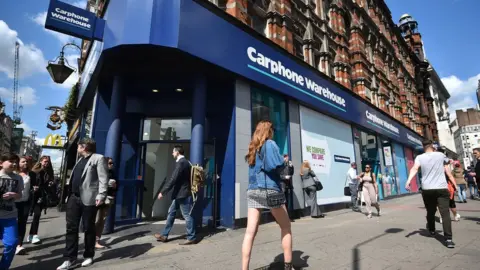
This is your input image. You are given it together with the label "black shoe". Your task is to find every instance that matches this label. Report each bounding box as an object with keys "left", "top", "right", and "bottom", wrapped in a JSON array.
[
  {"left": 284, "top": 262, "right": 293, "bottom": 270},
  {"left": 445, "top": 239, "right": 455, "bottom": 248},
  {"left": 313, "top": 214, "right": 325, "bottom": 218},
  {"left": 426, "top": 223, "right": 435, "bottom": 236},
  {"left": 464, "top": 200, "right": 467, "bottom": 203}
]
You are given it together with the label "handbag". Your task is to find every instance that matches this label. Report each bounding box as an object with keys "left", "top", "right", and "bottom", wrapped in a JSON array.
[
  {"left": 344, "top": 176, "right": 351, "bottom": 196},
  {"left": 259, "top": 145, "right": 285, "bottom": 207},
  {"left": 313, "top": 176, "right": 323, "bottom": 191}
]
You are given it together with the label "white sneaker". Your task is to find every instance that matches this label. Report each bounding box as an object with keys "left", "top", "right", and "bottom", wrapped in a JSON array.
[
  {"left": 57, "top": 260, "right": 75, "bottom": 270},
  {"left": 31, "top": 235, "right": 41, "bottom": 244},
  {"left": 81, "top": 258, "right": 94, "bottom": 267},
  {"left": 15, "top": 246, "right": 26, "bottom": 255},
  {"left": 455, "top": 213, "right": 461, "bottom": 221},
  {"left": 26, "top": 235, "right": 32, "bottom": 243}
]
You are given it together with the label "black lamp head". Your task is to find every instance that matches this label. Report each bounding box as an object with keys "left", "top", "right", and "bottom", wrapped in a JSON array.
[{"left": 46, "top": 54, "right": 75, "bottom": 84}]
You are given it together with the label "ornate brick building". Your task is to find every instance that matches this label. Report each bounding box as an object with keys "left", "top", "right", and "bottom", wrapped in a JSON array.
[{"left": 213, "top": 0, "right": 437, "bottom": 139}]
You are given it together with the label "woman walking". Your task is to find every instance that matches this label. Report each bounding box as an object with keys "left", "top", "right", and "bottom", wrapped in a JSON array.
[
  {"left": 28, "top": 156, "right": 53, "bottom": 244},
  {"left": 242, "top": 120, "right": 292, "bottom": 270},
  {"left": 15, "top": 157, "right": 34, "bottom": 255},
  {"left": 95, "top": 157, "right": 118, "bottom": 249},
  {"left": 359, "top": 164, "right": 380, "bottom": 219},
  {"left": 300, "top": 161, "right": 324, "bottom": 218},
  {"left": 0, "top": 153, "right": 23, "bottom": 269},
  {"left": 452, "top": 162, "right": 467, "bottom": 203},
  {"left": 439, "top": 172, "right": 461, "bottom": 223}
]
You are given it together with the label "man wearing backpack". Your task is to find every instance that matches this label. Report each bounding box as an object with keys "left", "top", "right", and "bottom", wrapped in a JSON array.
[{"left": 154, "top": 145, "right": 197, "bottom": 245}]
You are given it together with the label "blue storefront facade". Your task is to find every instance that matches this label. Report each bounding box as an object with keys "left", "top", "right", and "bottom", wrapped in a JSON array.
[{"left": 70, "top": 0, "right": 424, "bottom": 229}]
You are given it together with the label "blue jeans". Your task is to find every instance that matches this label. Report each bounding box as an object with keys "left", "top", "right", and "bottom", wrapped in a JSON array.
[
  {"left": 468, "top": 183, "right": 478, "bottom": 198},
  {"left": 161, "top": 197, "right": 196, "bottom": 241},
  {"left": 457, "top": 184, "right": 467, "bottom": 201},
  {"left": 0, "top": 218, "right": 18, "bottom": 269}
]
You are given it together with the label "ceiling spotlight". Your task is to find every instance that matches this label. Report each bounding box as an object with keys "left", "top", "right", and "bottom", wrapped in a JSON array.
[
  {"left": 152, "top": 89, "right": 159, "bottom": 93},
  {"left": 175, "top": 88, "right": 183, "bottom": 92},
  {"left": 143, "top": 132, "right": 149, "bottom": 136}
]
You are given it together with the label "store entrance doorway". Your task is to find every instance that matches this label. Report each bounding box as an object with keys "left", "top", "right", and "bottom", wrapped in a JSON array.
[{"left": 140, "top": 143, "right": 217, "bottom": 224}]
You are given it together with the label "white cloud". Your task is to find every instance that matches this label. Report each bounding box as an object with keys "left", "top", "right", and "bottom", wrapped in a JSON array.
[
  {"left": 0, "top": 20, "right": 47, "bottom": 78},
  {"left": 31, "top": 12, "right": 77, "bottom": 44},
  {"left": 0, "top": 86, "right": 39, "bottom": 106},
  {"left": 70, "top": 0, "right": 88, "bottom": 8},
  {"left": 16, "top": 122, "right": 32, "bottom": 133},
  {"left": 442, "top": 73, "right": 480, "bottom": 120},
  {"left": 35, "top": 137, "right": 45, "bottom": 146}
]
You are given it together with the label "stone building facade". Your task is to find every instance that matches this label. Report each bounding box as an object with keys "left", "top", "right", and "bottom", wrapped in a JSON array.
[{"left": 212, "top": 0, "right": 437, "bottom": 139}]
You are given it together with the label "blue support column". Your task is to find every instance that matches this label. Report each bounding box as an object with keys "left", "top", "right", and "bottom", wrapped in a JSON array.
[
  {"left": 190, "top": 75, "right": 206, "bottom": 228},
  {"left": 103, "top": 76, "right": 126, "bottom": 235}
]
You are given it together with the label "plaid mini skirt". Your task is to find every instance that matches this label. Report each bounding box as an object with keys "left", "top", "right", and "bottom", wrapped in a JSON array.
[{"left": 247, "top": 189, "right": 286, "bottom": 209}]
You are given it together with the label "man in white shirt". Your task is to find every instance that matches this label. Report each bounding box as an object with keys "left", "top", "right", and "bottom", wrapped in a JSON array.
[
  {"left": 406, "top": 140, "right": 456, "bottom": 249},
  {"left": 346, "top": 162, "right": 360, "bottom": 211}
]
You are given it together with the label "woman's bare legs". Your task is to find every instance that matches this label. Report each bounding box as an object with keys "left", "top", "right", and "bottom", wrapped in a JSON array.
[
  {"left": 242, "top": 208, "right": 261, "bottom": 270},
  {"left": 271, "top": 205, "right": 293, "bottom": 264}
]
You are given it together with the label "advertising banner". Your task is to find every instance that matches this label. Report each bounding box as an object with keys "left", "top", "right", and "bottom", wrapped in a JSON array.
[
  {"left": 383, "top": 146, "right": 393, "bottom": 166},
  {"left": 302, "top": 139, "right": 330, "bottom": 174},
  {"left": 300, "top": 106, "right": 354, "bottom": 205}
]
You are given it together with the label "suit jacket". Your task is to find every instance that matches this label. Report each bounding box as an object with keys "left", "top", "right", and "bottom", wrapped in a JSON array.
[
  {"left": 161, "top": 157, "right": 191, "bottom": 200},
  {"left": 67, "top": 153, "right": 108, "bottom": 206}
]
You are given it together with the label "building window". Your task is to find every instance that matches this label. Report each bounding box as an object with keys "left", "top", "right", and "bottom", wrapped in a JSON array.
[
  {"left": 293, "top": 38, "right": 304, "bottom": 60},
  {"left": 250, "top": 13, "right": 267, "bottom": 37},
  {"left": 142, "top": 118, "right": 192, "bottom": 141},
  {"left": 251, "top": 87, "right": 289, "bottom": 155}
]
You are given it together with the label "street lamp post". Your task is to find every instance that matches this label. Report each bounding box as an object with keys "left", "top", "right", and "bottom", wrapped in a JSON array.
[{"left": 46, "top": 43, "right": 81, "bottom": 84}]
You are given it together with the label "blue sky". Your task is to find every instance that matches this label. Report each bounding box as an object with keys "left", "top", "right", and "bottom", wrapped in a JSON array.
[
  {"left": 385, "top": 0, "right": 480, "bottom": 117},
  {"left": 0, "top": 0, "right": 478, "bottom": 167},
  {"left": 0, "top": 0, "right": 85, "bottom": 167}
]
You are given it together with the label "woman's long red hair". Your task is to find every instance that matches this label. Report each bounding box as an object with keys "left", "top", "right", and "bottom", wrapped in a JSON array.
[{"left": 245, "top": 120, "right": 274, "bottom": 166}]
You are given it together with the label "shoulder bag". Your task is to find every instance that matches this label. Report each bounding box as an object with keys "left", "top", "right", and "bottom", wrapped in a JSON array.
[
  {"left": 344, "top": 175, "right": 351, "bottom": 196},
  {"left": 310, "top": 171, "right": 323, "bottom": 191}
]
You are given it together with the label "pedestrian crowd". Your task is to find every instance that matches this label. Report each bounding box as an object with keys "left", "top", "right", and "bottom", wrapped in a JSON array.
[{"left": 1, "top": 125, "right": 479, "bottom": 270}]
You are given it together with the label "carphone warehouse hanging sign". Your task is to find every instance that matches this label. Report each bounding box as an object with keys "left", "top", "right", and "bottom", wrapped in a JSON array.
[{"left": 45, "top": 0, "right": 105, "bottom": 41}]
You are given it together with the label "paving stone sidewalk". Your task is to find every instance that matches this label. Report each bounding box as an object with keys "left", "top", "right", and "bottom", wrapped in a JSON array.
[{"left": 10, "top": 194, "right": 480, "bottom": 270}]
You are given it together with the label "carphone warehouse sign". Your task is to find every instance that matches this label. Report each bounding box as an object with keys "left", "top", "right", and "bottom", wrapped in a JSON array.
[
  {"left": 155, "top": 0, "right": 425, "bottom": 149},
  {"left": 247, "top": 47, "right": 347, "bottom": 112},
  {"left": 45, "top": 0, "right": 105, "bottom": 41}
]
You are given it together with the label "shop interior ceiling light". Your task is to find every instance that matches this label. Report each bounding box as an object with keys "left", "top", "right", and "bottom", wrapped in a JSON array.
[
  {"left": 152, "top": 89, "right": 159, "bottom": 92},
  {"left": 175, "top": 88, "right": 183, "bottom": 92}
]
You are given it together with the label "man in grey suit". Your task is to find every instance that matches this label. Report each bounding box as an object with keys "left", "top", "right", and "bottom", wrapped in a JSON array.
[{"left": 57, "top": 138, "right": 108, "bottom": 270}]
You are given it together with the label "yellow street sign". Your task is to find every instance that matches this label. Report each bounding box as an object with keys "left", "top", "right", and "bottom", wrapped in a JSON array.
[{"left": 44, "top": 134, "right": 63, "bottom": 147}]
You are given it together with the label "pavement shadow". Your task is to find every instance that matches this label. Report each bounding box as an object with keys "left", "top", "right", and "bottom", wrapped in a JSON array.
[
  {"left": 254, "top": 250, "right": 309, "bottom": 270},
  {"left": 196, "top": 227, "right": 227, "bottom": 243},
  {"left": 24, "top": 239, "right": 65, "bottom": 253},
  {"left": 462, "top": 216, "right": 480, "bottom": 223},
  {"left": 95, "top": 243, "right": 154, "bottom": 264},
  {"left": 113, "top": 223, "right": 147, "bottom": 234},
  {"left": 352, "top": 228, "right": 404, "bottom": 270},
  {"left": 11, "top": 256, "right": 66, "bottom": 270},
  {"left": 405, "top": 228, "right": 445, "bottom": 246},
  {"left": 108, "top": 231, "right": 150, "bottom": 246}
]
